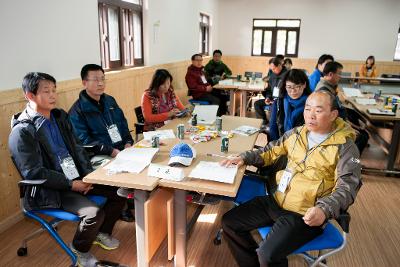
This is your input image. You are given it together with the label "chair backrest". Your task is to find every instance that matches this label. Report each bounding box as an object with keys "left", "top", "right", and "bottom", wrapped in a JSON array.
[
  {"left": 135, "top": 106, "right": 145, "bottom": 124},
  {"left": 341, "top": 72, "right": 351, "bottom": 77},
  {"left": 254, "top": 72, "right": 263, "bottom": 79}
]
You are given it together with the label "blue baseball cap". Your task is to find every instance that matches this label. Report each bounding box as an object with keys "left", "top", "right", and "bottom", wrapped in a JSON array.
[{"left": 168, "top": 143, "right": 196, "bottom": 167}]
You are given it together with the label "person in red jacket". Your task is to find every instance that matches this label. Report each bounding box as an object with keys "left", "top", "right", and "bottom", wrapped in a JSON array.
[
  {"left": 141, "top": 69, "right": 186, "bottom": 131},
  {"left": 185, "top": 54, "right": 227, "bottom": 116}
]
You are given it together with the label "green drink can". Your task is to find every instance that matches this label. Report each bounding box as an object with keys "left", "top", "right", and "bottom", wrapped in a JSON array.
[
  {"left": 221, "top": 137, "right": 229, "bottom": 153},
  {"left": 383, "top": 96, "right": 389, "bottom": 106}
]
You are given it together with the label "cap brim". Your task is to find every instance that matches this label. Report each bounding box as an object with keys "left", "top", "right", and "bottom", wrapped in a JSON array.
[{"left": 168, "top": 156, "right": 193, "bottom": 167}]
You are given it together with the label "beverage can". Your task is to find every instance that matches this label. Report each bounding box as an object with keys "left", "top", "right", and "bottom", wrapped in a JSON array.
[
  {"left": 383, "top": 96, "right": 389, "bottom": 106},
  {"left": 151, "top": 136, "right": 160, "bottom": 148},
  {"left": 191, "top": 114, "right": 197, "bottom": 126},
  {"left": 177, "top": 124, "right": 185, "bottom": 139},
  {"left": 221, "top": 137, "right": 229, "bottom": 153},
  {"left": 392, "top": 103, "right": 398, "bottom": 113},
  {"left": 216, "top": 117, "right": 222, "bottom": 131}
]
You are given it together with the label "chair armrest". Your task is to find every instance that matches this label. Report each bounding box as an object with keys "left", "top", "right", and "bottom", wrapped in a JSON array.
[
  {"left": 18, "top": 179, "right": 46, "bottom": 186},
  {"left": 335, "top": 210, "right": 351, "bottom": 233}
]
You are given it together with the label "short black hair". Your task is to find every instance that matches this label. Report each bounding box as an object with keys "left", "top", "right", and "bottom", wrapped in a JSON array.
[
  {"left": 22, "top": 72, "right": 56, "bottom": 95},
  {"left": 279, "top": 69, "right": 311, "bottom": 98},
  {"left": 213, "top": 49, "right": 222, "bottom": 56},
  {"left": 315, "top": 54, "right": 334, "bottom": 68},
  {"left": 80, "top": 64, "right": 104, "bottom": 80},
  {"left": 148, "top": 69, "right": 173, "bottom": 96},
  {"left": 276, "top": 54, "right": 284, "bottom": 61},
  {"left": 284, "top": 58, "right": 293, "bottom": 65},
  {"left": 269, "top": 57, "right": 282, "bottom": 67},
  {"left": 322, "top": 61, "right": 343, "bottom": 76},
  {"left": 191, "top": 54, "right": 202, "bottom": 60}
]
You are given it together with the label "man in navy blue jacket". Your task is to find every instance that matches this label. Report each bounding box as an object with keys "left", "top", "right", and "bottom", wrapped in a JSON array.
[{"left": 69, "top": 64, "right": 135, "bottom": 221}]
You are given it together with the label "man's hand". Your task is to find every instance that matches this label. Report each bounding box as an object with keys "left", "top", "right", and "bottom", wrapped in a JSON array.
[
  {"left": 111, "top": 148, "right": 120, "bottom": 158},
  {"left": 264, "top": 98, "right": 272, "bottom": 105},
  {"left": 71, "top": 180, "right": 93, "bottom": 195},
  {"left": 206, "top": 85, "right": 213, "bottom": 92},
  {"left": 220, "top": 156, "right": 244, "bottom": 167},
  {"left": 124, "top": 143, "right": 132, "bottom": 149},
  {"left": 303, "top": 207, "right": 326, "bottom": 227}
]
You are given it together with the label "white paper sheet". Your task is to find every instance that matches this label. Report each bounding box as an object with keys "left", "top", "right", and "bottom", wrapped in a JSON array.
[
  {"left": 148, "top": 163, "right": 185, "bottom": 181},
  {"left": 231, "top": 125, "right": 259, "bottom": 136},
  {"left": 355, "top": 98, "right": 376, "bottom": 105},
  {"left": 104, "top": 147, "right": 159, "bottom": 174},
  {"left": 342, "top": 88, "right": 363, "bottom": 98},
  {"left": 191, "top": 105, "right": 219, "bottom": 125},
  {"left": 218, "top": 79, "right": 234, "bottom": 86},
  {"left": 143, "top": 129, "right": 176, "bottom": 140},
  {"left": 188, "top": 161, "right": 238, "bottom": 184}
]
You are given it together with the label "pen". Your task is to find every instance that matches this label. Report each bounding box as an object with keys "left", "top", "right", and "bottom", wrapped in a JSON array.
[{"left": 207, "top": 153, "right": 231, "bottom": 158}]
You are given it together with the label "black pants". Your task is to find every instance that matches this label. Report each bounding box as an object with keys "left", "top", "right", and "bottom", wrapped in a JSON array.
[
  {"left": 194, "top": 91, "right": 228, "bottom": 116},
  {"left": 254, "top": 99, "right": 268, "bottom": 124},
  {"left": 61, "top": 184, "right": 125, "bottom": 252},
  {"left": 222, "top": 195, "right": 323, "bottom": 267}
]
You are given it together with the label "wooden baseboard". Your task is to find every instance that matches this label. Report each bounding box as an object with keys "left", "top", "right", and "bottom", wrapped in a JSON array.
[{"left": 0, "top": 211, "right": 23, "bottom": 234}]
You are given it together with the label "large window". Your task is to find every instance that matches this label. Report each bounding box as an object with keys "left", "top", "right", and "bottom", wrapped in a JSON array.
[
  {"left": 252, "top": 19, "right": 301, "bottom": 57},
  {"left": 98, "top": 0, "right": 143, "bottom": 70},
  {"left": 199, "top": 13, "right": 210, "bottom": 55},
  {"left": 395, "top": 26, "right": 400, "bottom": 61}
]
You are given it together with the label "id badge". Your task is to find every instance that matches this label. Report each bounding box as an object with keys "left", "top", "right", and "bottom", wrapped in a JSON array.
[
  {"left": 272, "top": 86, "right": 280, "bottom": 98},
  {"left": 60, "top": 156, "right": 80, "bottom": 180},
  {"left": 277, "top": 169, "right": 293, "bottom": 193},
  {"left": 107, "top": 124, "right": 122, "bottom": 143},
  {"left": 201, "top": 75, "right": 207, "bottom": 84}
]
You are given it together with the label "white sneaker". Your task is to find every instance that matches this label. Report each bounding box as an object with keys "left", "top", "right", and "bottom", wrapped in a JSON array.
[
  {"left": 93, "top": 232, "right": 120, "bottom": 250},
  {"left": 70, "top": 244, "right": 98, "bottom": 267}
]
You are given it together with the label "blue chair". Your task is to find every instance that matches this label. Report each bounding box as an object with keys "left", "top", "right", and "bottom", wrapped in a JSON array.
[
  {"left": 188, "top": 99, "right": 210, "bottom": 106},
  {"left": 16, "top": 179, "right": 106, "bottom": 267},
  {"left": 216, "top": 174, "right": 350, "bottom": 267}
]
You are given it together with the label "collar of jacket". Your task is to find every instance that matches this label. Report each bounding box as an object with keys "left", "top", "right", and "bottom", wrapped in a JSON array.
[
  {"left": 14, "top": 104, "right": 62, "bottom": 132},
  {"left": 188, "top": 64, "right": 204, "bottom": 72},
  {"left": 78, "top": 90, "right": 108, "bottom": 113},
  {"left": 297, "top": 117, "right": 355, "bottom": 146}
]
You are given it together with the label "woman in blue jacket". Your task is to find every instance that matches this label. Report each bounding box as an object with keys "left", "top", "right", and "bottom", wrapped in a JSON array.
[{"left": 269, "top": 69, "right": 312, "bottom": 141}]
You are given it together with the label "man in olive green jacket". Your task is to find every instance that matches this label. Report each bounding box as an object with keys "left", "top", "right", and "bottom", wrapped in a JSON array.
[{"left": 221, "top": 90, "right": 362, "bottom": 267}]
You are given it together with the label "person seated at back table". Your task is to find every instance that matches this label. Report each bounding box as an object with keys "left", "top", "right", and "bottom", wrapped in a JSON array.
[
  {"left": 9, "top": 72, "right": 125, "bottom": 267},
  {"left": 220, "top": 90, "right": 362, "bottom": 267},
  {"left": 359, "top": 55, "right": 378, "bottom": 83},
  {"left": 204, "top": 49, "right": 232, "bottom": 85},
  {"left": 283, "top": 58, "right": 293, "bottom": 71},
  {"left": 141, "top": 69, "right": 187, "bottom": 131},
  {"left": 308, "top": 54, "right": 334, "bottom": 91},
  {"left": 254, "top": 57, "right": 287, "bottom": 127},
  {"left": 68, "top": 63, "right": 135, "bottom": 222},
  {"left": 185, "top": 53, "right": 227, "bottom": 116},
  {"left": 269, "top": 69, "right": 311, "bottom": 141},
  {"left": 315, "top": 61, "right": 370, "bottom": 154}
]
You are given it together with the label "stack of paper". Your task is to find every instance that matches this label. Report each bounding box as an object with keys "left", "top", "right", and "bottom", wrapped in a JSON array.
[
  {"left": 367, "top": 109, "right": 395, "bottom": 116},
  {"left": 231, "top": 125, "right": 259, "bottom": 136},
  {"left": 342, "top": 88, "right": 363, "bottom": 98},
  {"left": 218, "top": 79, "right": 234, "bottom": 86},
  {"left": 104, "top": 147, "right": 159, "bottom": 174},
  {"left": 143, "top": 129, "right": 175, "bottom": 140},
  {"left": 189, "top": 161, "right": 238, "bottom": 184},
  {"left": 355, "top": 98, "right": 376, "bottom": 105}
]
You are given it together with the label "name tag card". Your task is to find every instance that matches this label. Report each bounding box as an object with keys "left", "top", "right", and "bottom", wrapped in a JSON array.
[
  {"left": 272, "top": 86, "right": 280, "bottom": 98},
  {"left": 60, "top": 156, "right": 80, "bottom": 180},
  {"left": 148, "top": 163, "right": 185, "bottom": 181},
  {"left": 107, "top": 124, "right": 122, "bottom": 143},
  {"left": 201, "top": 75, "right": 207, "bottom": 84}
]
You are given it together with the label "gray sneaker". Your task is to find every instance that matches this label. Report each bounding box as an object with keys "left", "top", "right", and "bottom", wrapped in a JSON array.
[
  {"left": 117, "top": 187, "right": 135, "bottom": 199},
  {"left": 93, "top": 232, "right": 120, "bottom": 250},
  {"left": 70, "top": 244, "right": 98, "bottom": 267}
]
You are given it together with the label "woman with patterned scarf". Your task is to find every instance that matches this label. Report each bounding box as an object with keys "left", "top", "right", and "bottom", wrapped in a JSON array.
[
  {"left": 268, "top": 69, "right": 312, "bottom": 141},
  {"left": 141, "top": 69, "right": 186, "bottom": 131}
]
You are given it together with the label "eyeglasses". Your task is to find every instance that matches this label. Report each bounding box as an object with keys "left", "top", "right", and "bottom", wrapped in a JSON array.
[
  {"left": 86, "top": 77, "right": 107, "bottom": 83},
  {"left": 285, "top": 84, "right": 304, "bottom": 91}
]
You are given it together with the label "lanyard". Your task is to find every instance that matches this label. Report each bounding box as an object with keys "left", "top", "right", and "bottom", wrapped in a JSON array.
[{"left": 290, "top": 126, "right": 338, "bottom": 167}]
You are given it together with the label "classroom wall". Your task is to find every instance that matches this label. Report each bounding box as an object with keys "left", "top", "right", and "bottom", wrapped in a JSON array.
[
  {"left": 0, "top": 0, "right": 219, "bottom": 91},
  {"left": 217, "top": 0, "right": 400, "bottom": 61}
]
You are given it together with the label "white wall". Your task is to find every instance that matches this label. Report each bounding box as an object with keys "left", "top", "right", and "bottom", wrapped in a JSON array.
[
  {"left": 0, "top": 0, "right": 100, "bottom": 91},
  {"left": 0, "top": 0, "right": 219, "bottom": 91},
  {"left": 143, "top": 0, "right": 219, "bottom": 66},
  {"left": 217, "top": 0, "right": 400, "bottom": 61}
]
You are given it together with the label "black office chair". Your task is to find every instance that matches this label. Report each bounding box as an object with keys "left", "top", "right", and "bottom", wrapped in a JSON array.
[{"left": 134, "top": 106, "right": 145, "bottom": 141}]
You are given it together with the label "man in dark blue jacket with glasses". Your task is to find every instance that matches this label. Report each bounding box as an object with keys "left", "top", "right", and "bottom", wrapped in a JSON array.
[{"left": 69, "top": 64, "right": 135, "bottom": 221}]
